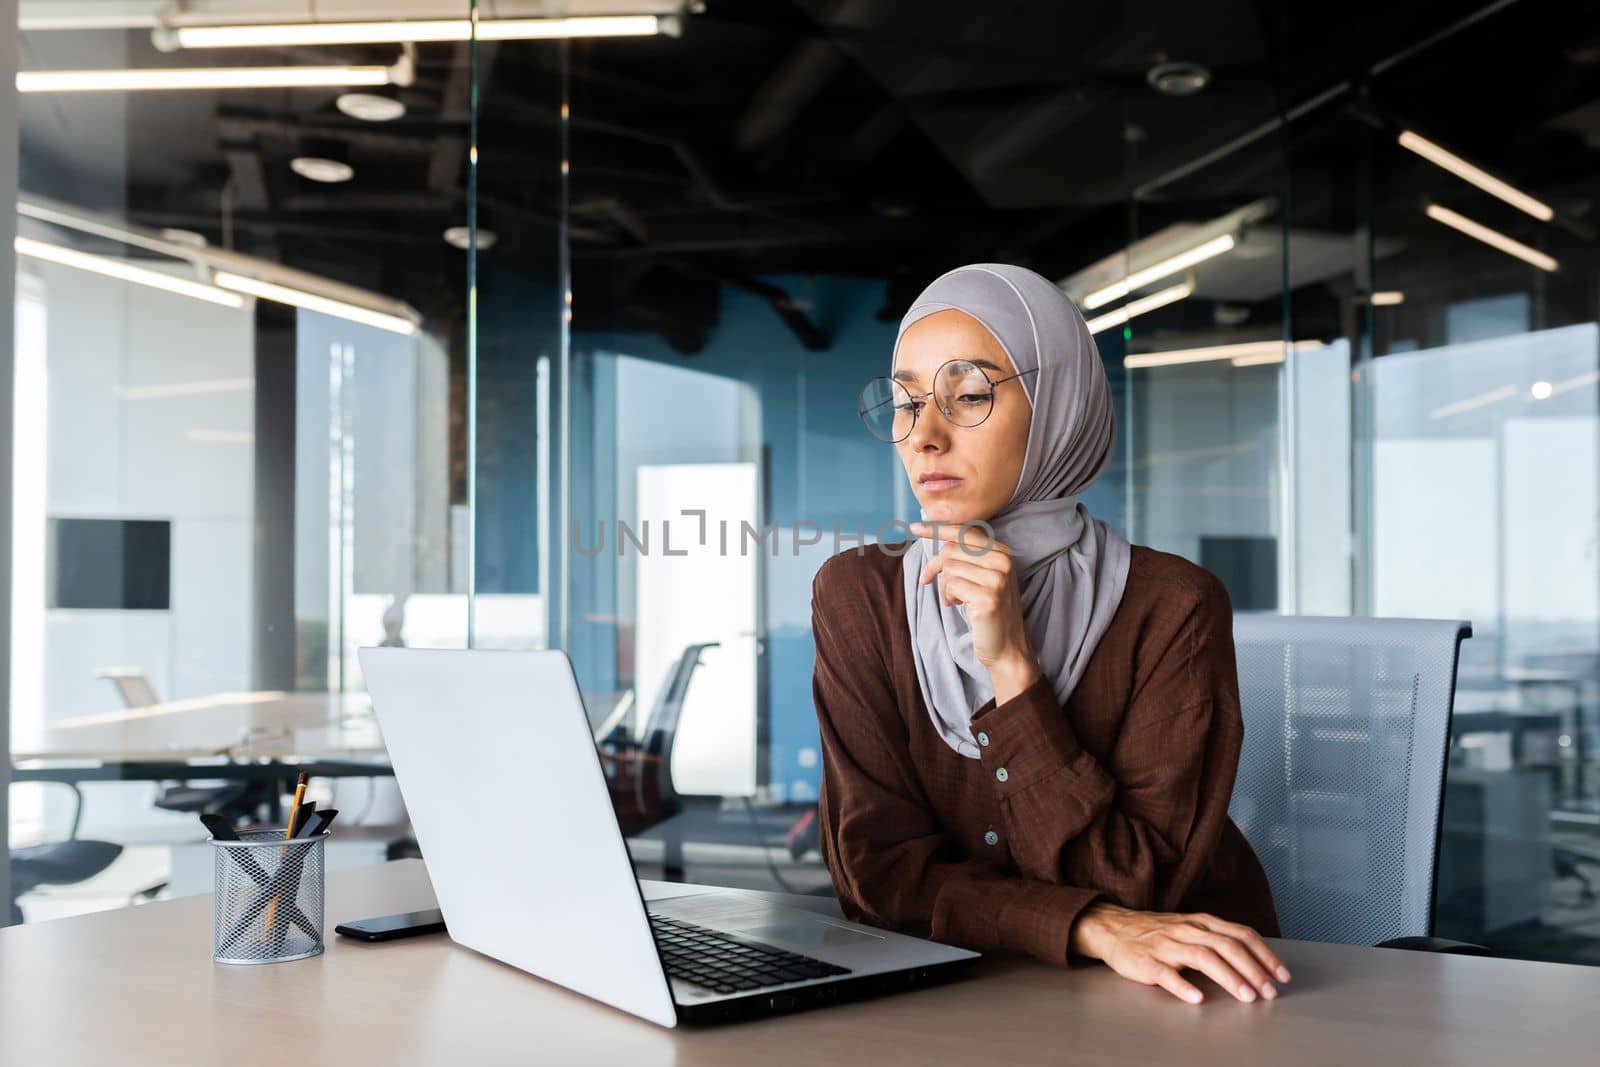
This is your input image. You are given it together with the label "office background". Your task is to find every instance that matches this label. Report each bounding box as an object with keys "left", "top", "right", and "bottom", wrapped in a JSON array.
[{"left": 5, "top": 0, "right": 1600, "bottom": 968}]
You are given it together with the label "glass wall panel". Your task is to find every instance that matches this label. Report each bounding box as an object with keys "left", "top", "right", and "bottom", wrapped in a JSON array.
[
  {"left": 1355, "top": 2, "right": 1600, "bottom": 962},
  {"left": 468, "top": 7, "right": 568, "bottom": 653},
  {"left": 9, "top": 7, "right": 476, "bottom": 922},
  {"left": 1104, "top": 71, "right": 1303, "bottom": 614},
  {"left": 560, "top": 9, "right": 955, "bottom": 891}
]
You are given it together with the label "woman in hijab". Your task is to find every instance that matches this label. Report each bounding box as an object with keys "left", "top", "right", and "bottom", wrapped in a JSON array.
[{"left": 811, "top": 263, "right": 1284, "bottom": 1005}]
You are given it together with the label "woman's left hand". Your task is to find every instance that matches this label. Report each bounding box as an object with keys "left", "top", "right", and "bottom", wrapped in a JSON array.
[{"left": 909, "top": 521, "right": 1041, "bottom": 701}]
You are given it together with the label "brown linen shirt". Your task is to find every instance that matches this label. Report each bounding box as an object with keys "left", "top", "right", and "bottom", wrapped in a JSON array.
[{"left": 810, "top": 540, "right": 1280, "bottom": 968}]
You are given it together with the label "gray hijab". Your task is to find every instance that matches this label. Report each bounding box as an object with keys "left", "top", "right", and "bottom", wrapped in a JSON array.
[{"left": 894, "top": 263, "right": 1131, "bottom": 759}]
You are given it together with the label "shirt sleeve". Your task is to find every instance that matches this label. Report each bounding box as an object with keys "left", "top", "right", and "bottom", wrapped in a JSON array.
[
  {"left": 811, "top": 564, "right": 1103, "bottom": 967},
  {"left": 968, "top": 571, "right": 1245, "bottom": 915}
]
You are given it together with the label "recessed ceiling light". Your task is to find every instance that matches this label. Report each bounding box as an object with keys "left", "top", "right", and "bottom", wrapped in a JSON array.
[
  {"left": 290, "top": 157, "right": 354, "bottom": 183},
  {"left": 1147, "top": 60, "right": 1211, "bottom": 97},
  {"left": 337, "top": 92, "right": 405, "bottom": 122},
  {"left": 444, "top": 226, "right": 497, "bottom": 251}
]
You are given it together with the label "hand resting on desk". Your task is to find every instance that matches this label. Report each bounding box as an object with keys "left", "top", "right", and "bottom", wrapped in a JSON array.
[{"left": 1070, "top": 902, "right": 1291, "bottom": 1005}]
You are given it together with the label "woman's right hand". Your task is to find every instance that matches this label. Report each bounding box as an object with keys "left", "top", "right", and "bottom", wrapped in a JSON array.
[{"left": 1069, "top": 901, "right": 1291, "bottom": 1004}]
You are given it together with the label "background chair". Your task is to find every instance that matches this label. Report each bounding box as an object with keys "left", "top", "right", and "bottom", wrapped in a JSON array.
[
  {"left": 1228, "top": 614, "right": 1483, "bottom": 952},
  {"left": 599, "top": 641, "right": 719, "bottom": 878},
  {"left": 7, "top": 782, "right": 124, "bottom": 924}
]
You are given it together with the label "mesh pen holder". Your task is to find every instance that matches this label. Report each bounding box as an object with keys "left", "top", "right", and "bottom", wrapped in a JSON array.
[{"left": 210, "top": 830, "right": 328, "bottom": 964}]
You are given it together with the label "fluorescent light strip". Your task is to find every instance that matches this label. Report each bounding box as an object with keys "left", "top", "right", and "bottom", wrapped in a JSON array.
[
  {"left": 214, "top": 272, "right": 417, "bottom": 335},
  {"left": 18, "top": 65, "right": 391, "bottom": 92},
  {"left": 1124, "top": 339, "right": 1321, "bottom": 370},
  {"left": 118, "top": 377, "right": 254, "bottom": 400},
  {"left": 15, "top": 236, "right": 245, "bottom": 308},
  {"left": 185, "top": 429, "right": 255, "bottom": 445},
  {"left": 1424, "top": 204, "right": 1558, "bottom": 272},
  {"left": 1371, "top": 290, "right": 1405, "bottom": 306},
  {"left": 1429, "top": 384, "right": 1518, "bottom": 421},
  {"left": 1229, "top": 350, "right": 1289, "bottom": 368},
  {"left": 20, "top": 13, "right": 161, "bottom": 30},
  {"left": 1082, "top": 234, "right": 1234, "bottom": 310},
  {"left": 1399, "top": 130, "right": 1553, "bottom": 222},
  {"left": 1084, "top": 282, "right": 1193, "bottom": 336},
  {"left": 174, "top": 15, "right": 662, "bottom": 48},
  {"left": 1549, "top": 370, "right": 1600, "bottom": 397}
]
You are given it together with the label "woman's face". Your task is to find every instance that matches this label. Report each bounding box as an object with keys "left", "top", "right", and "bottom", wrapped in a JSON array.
[{"left": 892, "top": 309, "right": 1031, "bottom": 526}]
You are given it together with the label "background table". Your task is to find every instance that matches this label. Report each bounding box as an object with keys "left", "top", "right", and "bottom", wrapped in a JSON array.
[
  {"left": 10, "top": 691, "right": 392, "bottom": 801},
  {"left": 3, "top": 859, "right": 1598, "bottom": 1065},
  {"left": 11, "top": 691, "right": 385, "bottom": 763}
]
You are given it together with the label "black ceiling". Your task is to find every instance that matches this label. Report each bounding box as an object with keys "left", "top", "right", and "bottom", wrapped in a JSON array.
[{"left": 17, "top": 0, "right": 1600, "bottom": 350}]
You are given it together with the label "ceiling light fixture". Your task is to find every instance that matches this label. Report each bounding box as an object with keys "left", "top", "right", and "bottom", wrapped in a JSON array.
[
  {"left": 1146, "top": 60, "right": 1211, "bottom": 97},
  {"left": 21, "top": 194, "right": 422, "bottom": 334},
  {"left": 1123, "top": 339, "right": 1323, "bottom": 370},
  {"left": 290, "top": 157, "right": 355, "bottom": 183},
  {"left": 18, "top": 65, "right": 393, "bottom": 92},
  {"left": 1370, "top": 290, "right": 1405, "bottom": 306},
  {"left": 1084, "top": 281, "right": 1193, "bottom": 336},
  {"left": 336, "top": 92, "right": 406, "bottom": 122},
  {"left": 166, "top": 14, "right": 670, "bottom": 49},
  {"left": 1399, "top": 130, "right": 1554, "bottom": 222},
  {"left": 14, "top": 236, "right": 245, "bottom": 308},
  {"left": 1081, "top": 234, "right": 1234, "bottom": 310},
  {"left": 1424, "top": 203, "right": 1558, "bottom": 272},
  {"left": 214, "top": 272, "right": 418, "bottom": 335},
  {"left": 444, "top": 226, "right": 497, "bottom": 251}
]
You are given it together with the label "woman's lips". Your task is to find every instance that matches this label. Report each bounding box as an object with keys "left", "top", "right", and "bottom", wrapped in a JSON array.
[{"left": 919, "top": 477, "right": 964, "bottom": 492}]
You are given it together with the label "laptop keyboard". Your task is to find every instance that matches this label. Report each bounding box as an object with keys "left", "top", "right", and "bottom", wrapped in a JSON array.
[{"left": 649, "top": 913, "right": 852, "bottom": 995}]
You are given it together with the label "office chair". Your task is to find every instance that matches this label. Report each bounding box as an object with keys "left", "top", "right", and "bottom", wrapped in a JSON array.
[
  {"left": 596, "top": 642, "right": 718, "bottom": 877},
  {"left": 1228, "top": 614, "right": 1485, "bottom": 953},
  {"left": 7, "top": 782, "right": 124, "bottom": 925}
]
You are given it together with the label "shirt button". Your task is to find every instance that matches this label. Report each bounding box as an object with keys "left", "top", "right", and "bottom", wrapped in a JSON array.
[
  {"left": 995, "top": 767, "right": 1009, "bottom": 783},
  {"left": 976, "top": 731, "right": 989, "bottom": 747},
  {"left": 984, "top": 830, "right": 999, "bottom": 846}
]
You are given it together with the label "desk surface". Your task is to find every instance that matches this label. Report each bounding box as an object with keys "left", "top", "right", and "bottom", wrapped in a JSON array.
[
  {"left": 2, "top": 860, "right": 1597, "bottom": 1065},
  {"left": 10, "top": 691, "right": 385, "bottom": 763}
]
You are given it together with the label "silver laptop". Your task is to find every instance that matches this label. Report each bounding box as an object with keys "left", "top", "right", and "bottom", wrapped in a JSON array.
[{"left": 358, "top": 646, "right": 978, "bottom": 1027}]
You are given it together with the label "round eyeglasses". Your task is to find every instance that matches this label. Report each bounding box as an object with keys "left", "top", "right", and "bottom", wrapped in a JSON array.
[{"left": 857, "top": 359, "right": 1037, "bottom": 444}]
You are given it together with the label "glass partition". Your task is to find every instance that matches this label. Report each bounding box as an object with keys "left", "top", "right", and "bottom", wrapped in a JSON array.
[
  {"left": 1354, "top": 5, "right": 1600, "bottom": 959},
  {"left": 8, "top": 5, "right": 482, "bottom": 922}
]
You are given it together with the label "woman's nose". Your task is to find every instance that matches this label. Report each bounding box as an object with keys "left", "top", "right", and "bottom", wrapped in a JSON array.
[{"left": 905, "top": 411, "right": 949, "bottom": 452}]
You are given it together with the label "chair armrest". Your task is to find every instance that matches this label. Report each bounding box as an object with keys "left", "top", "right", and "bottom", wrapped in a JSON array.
[
  {"left": 8, "top": 779, "right": 87, "bottom": 840},
  {"left": 1375, "top": 935, "right": 1491, "bottom": 956}
]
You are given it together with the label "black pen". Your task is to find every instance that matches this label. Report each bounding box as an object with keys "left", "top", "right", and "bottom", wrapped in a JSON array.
[{"left": 296, "top": 808, "right": 338, "bottom": 838}]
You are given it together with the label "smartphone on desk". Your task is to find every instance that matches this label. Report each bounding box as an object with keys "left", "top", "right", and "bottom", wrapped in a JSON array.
[{"left": 335, "top": 908, "right": 447, "bottom": 942}]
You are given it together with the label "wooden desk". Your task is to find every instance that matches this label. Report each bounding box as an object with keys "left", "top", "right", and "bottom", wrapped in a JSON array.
[{"left": 2, "top": 860, "right": 1596, "bottom": 1065}]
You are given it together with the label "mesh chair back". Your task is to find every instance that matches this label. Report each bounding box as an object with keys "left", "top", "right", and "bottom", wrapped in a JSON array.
[
  {"left": 640, "top": 642, "right": 719, "bottom": 801},
  {"left": 1228, "top": 614, "right": 1471, "bottom": 944}
]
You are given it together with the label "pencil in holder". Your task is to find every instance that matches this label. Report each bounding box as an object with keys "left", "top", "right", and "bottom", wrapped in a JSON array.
[{"left": 210, "top": 830, "right": 328, "bottom": 964}]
